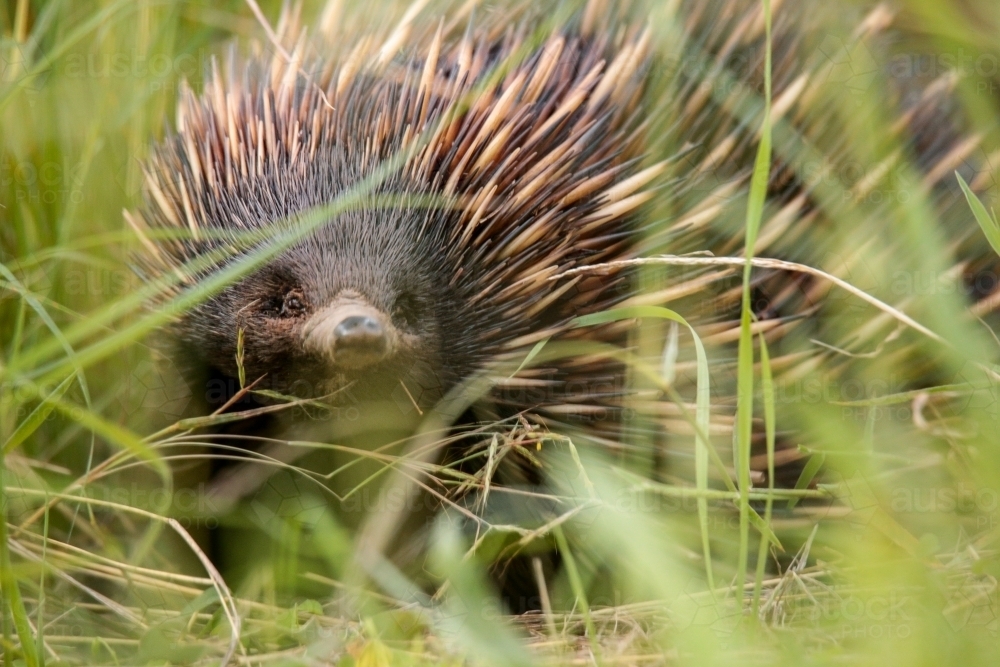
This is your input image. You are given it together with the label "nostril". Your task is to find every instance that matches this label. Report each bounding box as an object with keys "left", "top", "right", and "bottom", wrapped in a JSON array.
[{"left": 334, "top": 315, "right": 384, "bottom": 344}]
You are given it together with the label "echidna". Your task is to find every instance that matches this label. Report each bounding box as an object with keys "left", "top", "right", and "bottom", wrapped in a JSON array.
[
  {"left": 126, "top": 0, "right": 661, "bottom": 605},
  {"left": 128, "top": 2, "right": 654, "bottom": 439},
  {"left": 127, "top": 0, "right": 999, "bottom": 610}
]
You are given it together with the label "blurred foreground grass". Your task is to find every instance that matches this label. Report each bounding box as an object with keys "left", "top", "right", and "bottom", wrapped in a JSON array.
[{"left": 3, "top": 0, "right": 1000, "bottom": 665}]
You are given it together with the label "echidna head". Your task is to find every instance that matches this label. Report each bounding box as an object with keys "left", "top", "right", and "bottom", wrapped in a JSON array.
[{"left": 179, "top": 206, "right": 467, "bottom": 415}]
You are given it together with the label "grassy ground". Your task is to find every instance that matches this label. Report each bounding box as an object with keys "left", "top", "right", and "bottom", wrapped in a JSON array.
[{"left": 2, "top": 0, "right": 1000, "bottom": 665}]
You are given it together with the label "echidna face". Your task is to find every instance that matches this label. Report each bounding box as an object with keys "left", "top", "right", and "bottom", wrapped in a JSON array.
[{"left": 179, "top": 208, "right": 462, "bottom": 412}]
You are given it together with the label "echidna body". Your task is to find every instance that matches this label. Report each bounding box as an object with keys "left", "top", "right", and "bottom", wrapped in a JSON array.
[
  {"left": 129, "top": 6, "right": 656, "bottom": 436},
  {"left": 129, "top": 0, "right": 998, "bottom": 608}
]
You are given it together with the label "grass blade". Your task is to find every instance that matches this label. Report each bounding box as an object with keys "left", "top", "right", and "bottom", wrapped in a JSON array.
[
  {"left": 751, "top": 331, "right": 776, "bottom": 615},
  {"left": 787, "top": 452, "right": 825, "bottom": 510},
  {"left": 2, "top": 375, "right": 74, "bottom": 454},
  {"left": 957, "top": 171, "right": 1000, "bottom": 257},
  {"left": 0, "top": 455, "right": 40, "bottom": 667},
  {"left": 734, "top": 0, "right": 773, "bottom": 601},
  {"left": 575, "top": 305, "right": 715, "bottom": 587}
]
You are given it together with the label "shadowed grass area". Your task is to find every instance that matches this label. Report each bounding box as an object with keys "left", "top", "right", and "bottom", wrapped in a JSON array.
[{"left": 3, "top": 0, "right": 1000, "bottom": 665}]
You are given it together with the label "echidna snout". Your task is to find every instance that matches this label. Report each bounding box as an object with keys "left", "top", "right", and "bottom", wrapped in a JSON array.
[{"left": 302, "top": 297, "right": 395, "bottom": 369}]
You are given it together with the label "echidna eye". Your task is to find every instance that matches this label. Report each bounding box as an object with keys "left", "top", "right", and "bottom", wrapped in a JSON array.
[
  {"left": 393, "top": 293, "right": 421, "bottom": 329},
  {"left": 280, "top": 290, "right": 306, "bottom": 317}
]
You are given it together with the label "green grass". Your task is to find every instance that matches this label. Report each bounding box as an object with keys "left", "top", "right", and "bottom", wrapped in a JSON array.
[{"left": 3, "top": 0, "right": 1000, "bottom": 665}]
